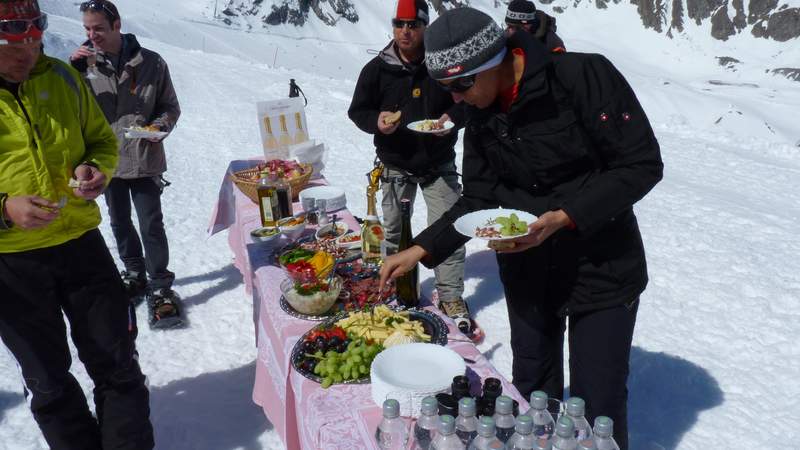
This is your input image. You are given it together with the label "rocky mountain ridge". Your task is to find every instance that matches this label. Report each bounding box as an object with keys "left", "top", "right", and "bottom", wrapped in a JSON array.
[{"left": 216, "top": 0, "right": 798, "bottom": 43}]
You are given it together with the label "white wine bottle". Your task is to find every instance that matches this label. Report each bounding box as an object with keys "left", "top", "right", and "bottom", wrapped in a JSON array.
[{"left": 361, "top": 188, "right": 384, "bottom": 264}]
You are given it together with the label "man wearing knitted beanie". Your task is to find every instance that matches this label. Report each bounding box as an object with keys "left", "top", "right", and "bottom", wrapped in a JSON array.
[
  {"left": 0, "top": 0, "right": 154, "bottom": 448},
  {"left": 381, "top": 7, "right": 663, "bottom": 449},
  {"left": 505, "top": 0, "right": 566, "bottom": 52},
  {"left": 349, "top": 0, "right": 478, "bottom": 340}
]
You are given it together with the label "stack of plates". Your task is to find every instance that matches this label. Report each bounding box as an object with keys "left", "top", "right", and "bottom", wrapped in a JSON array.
[
  {"left": 370, "top": 343, "right": 466, "bottom": 417},
  {"left": 299, "top": 186, "right": 347, "bottom": 212}
]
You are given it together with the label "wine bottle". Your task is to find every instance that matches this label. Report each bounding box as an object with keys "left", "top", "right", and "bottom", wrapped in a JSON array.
[
  {"left": 256, "top": 170, "right": 280, "bottom": 226},
  {"left": 275, "top": 169, "right": 293, "bottom": 219},
  {"left": 293, "top": 112, "right": 308, "bottom": 144},
  {"left": 361, "top": 187, "right": 384, "bottom": 264},
  {"left": 278, "top": 114, "right": 293, "bottom": 147},
  {"left": 395, "top": 198, "right": 419, "bottom": 307},
  {"left": 263, "top": 117, "right": 279, "bottom": 150}
]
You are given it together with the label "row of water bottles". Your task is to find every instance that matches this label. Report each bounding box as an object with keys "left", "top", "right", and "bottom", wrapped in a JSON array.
[{"left": 376, "top": 391, "right": 621, "bottom": 450}]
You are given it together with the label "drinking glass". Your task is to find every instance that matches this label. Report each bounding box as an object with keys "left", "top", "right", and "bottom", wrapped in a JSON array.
[{"left": 85, "top": 47, "right": 99, "bottom": 80}]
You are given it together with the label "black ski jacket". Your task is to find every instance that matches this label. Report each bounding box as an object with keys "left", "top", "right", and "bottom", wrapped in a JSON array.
[
  {"left": 414, "top": 31, "right": 663, "bottom": 315},
  {"left": 348, "top": 41, "right": 463, "bottom": 175},
  {"left": 532, "top": 11, "right": 566, "bottom": 52}
]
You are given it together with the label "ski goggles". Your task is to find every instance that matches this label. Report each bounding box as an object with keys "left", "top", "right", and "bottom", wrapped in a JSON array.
[
  {"left": 437, "top": 73, "right": 477, "bottom": 93},
  {"left": 80, "top": 0, "right": 118, "bottom": 23},
  {"left": 392, "top": 19, "right": 422, "bottom": 30},
  {"left": 0, "top": 14, "right": 47, "bottom": 37}
]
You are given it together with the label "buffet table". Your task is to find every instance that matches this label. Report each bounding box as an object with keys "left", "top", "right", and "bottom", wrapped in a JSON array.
[{"left": 209, "top": 160, "right": 529, "bottom": 449}]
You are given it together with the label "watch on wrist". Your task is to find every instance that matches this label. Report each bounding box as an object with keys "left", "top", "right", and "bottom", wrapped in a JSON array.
[{"left": 0, "top": 193, "right": 13, "bottom": 230}]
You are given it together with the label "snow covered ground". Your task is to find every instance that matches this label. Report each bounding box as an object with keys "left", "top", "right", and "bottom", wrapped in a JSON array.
[{"left": 1, "top": 1, "right": 798, "bottom": 449}]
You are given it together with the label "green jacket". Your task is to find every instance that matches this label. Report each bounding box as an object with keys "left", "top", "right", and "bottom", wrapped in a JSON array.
[{"left": 0, "top": 55, "right": 118, "bottom": 253}]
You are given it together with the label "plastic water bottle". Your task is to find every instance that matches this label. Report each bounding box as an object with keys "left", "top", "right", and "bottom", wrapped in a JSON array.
[
  {"left": 592, "top": 416, "right": 620, "bottom": 450},
  {"left": 467, "top": 416, "right": 503, "bottom": 450},
  {"left": 492, "top": 395, "right": 516, "bottom": 443},
  {"left": 577, "top": 439, "right": 597, "bottom": 450},
  {"left": 564, "top": 398, "right": 592, "bottom": 441},
  {"left": 415, "top": 396, "right": 440, "bottom": 450},
  {"left": 505, "top": 415, "right": 537, "bottom": 449},
  {"left": 534, "top": 438, "right": 553, "bottom": 450},
  {"left": 376, "top": 399, "right": 409, "bottom": 449},
  {"left": 431, "top": 415, "right": 466, "bottom": 450},
  {"left": 528, "top": 391, "right": 555, "bottom": 440},
  {"left": 552, "top": 416, "right": 578, "bottom": 450},
  {"left": 456, "top": 397, "right": 479, "bottom": 446}
]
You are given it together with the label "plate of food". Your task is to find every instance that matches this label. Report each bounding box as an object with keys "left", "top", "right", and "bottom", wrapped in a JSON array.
[
  {"left": 290, "top": 305, "right": 448, "bottom": 387},
  {"left": 454, "top": 208, "right": 537, "bottom": 241},
  {"left": 123, "top": 125, "right": 168, "bottom": 140},
  {"left": 407, "top": 119, "right": 455, "bottom": 134}
]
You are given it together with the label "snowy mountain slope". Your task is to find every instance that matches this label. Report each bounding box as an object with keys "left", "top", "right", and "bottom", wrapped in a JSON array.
[{"left": 0, "top": 1, "right": 798, "bottom": 449}]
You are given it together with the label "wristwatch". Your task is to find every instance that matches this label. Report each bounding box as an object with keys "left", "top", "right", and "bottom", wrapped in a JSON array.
[{"left": 0, "top": 193, "right": 13, "bottom": 230}]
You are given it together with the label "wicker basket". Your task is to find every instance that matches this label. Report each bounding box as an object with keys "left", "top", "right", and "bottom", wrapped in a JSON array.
[{"left": 231, "top": 163, "right": 314, "bottom": 204}]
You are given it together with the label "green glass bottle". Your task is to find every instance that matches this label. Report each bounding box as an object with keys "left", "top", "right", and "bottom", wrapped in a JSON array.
[{"left": 395, "top": 198, "right": 419, "bottom": 307}]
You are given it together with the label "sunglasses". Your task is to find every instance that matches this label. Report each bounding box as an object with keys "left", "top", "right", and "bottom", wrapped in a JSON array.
[
  {"left": 392, "top": 19, "right": 421, "bottom": 30},
  {"left": 438, "top": 74, "right": 477, "bottom": 93},
  {"left": 80, "top": 0, "right": 118, "bottom": 22},
  {"left": 0, "top": 14, "right": 48, "bottom": 36}
]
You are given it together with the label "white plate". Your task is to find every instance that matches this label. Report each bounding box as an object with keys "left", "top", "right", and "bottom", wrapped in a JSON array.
[
  {"left": 406, "top": 120, "right": 455, "bottom": 134},
  {"left": 298, "top": 186, "right": 347, "bottom": 212},
  {"left": 123, "top": 127, "right": 169, "bottom": 140},
  {"left": 453, "top": 208, "right": 537, "bottom": 241},
  {"left": 370, "top": 343, "right": 465, "bottom": 391}
]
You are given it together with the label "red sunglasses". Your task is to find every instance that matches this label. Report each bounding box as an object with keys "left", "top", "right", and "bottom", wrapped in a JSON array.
[{"left": 0, "top": 14, "right": 48, "bottom": 36}]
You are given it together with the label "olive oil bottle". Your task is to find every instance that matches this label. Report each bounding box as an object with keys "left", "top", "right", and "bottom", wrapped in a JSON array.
[{"left": 257, "top": 170, "right": 280, "bottom": 226}]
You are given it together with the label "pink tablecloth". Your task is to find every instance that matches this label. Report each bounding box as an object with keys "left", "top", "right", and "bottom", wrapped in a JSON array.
[{"left": 210, "top": 161, "right": 529, "bottom": 449}]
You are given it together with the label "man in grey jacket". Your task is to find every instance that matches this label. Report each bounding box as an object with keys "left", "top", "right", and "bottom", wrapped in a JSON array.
[{"left": 70, "top": 0, "right": 182, "bottom": 329}]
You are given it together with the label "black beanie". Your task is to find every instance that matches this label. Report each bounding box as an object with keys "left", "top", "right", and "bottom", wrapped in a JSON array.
[
  {"left": 424, "top": 7, "right": 506, "bottom": 80},
  {"left": 506, "top": 0, "right": 537, "bottom": 25}
]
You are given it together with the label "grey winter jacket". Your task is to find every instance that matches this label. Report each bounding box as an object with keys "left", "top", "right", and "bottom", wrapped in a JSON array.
[{"left": 71, "top": 34, "right": 180, "bottom": 179}]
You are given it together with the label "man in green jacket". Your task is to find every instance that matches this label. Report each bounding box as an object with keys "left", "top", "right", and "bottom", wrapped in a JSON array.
[{"left": 0, "top": 1, "right": 154, "bottom": 448}]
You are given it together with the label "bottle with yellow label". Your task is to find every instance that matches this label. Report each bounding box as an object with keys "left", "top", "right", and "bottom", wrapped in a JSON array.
[
  {"left": 263, "top": 117, "right": 279, "bottom": 150},
  {"left": 278, "top": 114, "right": 293, "bottom": 147},
  {"left": 361, "top": 187, "right": 385, "bottom": 264},
  {"left": 256, "top": 170, "right": 280, "bottom": 226},
  {"left": 293, "top": 112, "right": 308, "bottom": 144}
]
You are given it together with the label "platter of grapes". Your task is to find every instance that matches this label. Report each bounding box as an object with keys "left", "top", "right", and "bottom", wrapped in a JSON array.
[
  {"left": 453, "top": 209, "right": 537, "bottom": 241},
  {"left": 291, "top": 305, "right": 449, "bottom": 388}
]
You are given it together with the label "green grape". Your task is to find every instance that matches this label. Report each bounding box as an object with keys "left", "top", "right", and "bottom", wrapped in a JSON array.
[
  {"left": 314, "top": 350, "right": 323, "bottom": 358},
  {"left": 332, "top": 373, "right": 342, "bottom": 383},
  {"left": 325, "top": 350, "right": 337, "bottom": 358},
  {"left": 314, "top": 364, "right": 323, "bottom": 375},
  {"left": 359, "top": 364, "right": 368, "bottom": 375},
  {"left": 321, "top": 377, "right": 333, "bottom": 389},
  {"left": 351, "top": 354, "right": 362, "bottom": 363}
]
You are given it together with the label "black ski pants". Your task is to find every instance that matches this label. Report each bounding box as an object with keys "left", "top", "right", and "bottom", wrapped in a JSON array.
[
  {"left": 0, "top": 230, "right": 154, "bottom": 450},
  {"left": 498, "top": 249, "right": 638, "bottom": 450},
  {"left": 104, "top": 177, "right": 174, "bottom": 290}
]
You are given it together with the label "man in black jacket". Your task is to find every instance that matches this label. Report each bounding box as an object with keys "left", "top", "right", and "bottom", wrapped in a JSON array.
[
  {"left": 348, "top": 0, "right": 473, "bottom": 337},
  {"left": 380, "top": 8, "right": 663, "bottom": 449},
  {"left": 505, "top": 0, "right": 566, "bottom": 52}
]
